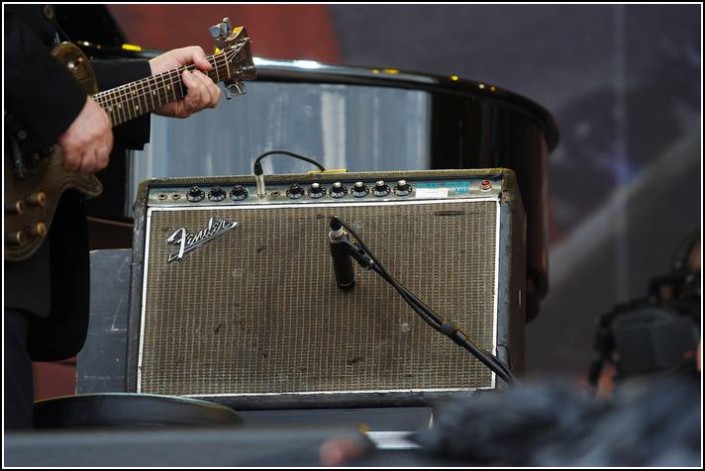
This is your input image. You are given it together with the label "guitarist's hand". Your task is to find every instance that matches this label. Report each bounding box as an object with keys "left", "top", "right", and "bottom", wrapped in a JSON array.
[
  {"left": 58, "top": 97, "right": 114, "bottom": 173},
  {"left": 150, "top": 46, "right": 222, "bottom": 118}
]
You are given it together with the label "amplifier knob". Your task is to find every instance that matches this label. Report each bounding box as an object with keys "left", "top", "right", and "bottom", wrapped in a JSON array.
[
  {"left": 286, "top": 183, "right": 305, "bottom": 199},
  {"left": 187, "top": 186, "right": 205, "bottom": 202},
  {"left": 308, "top": 183, "right": 326, "bottom": 199},
  {"left": 230, "top": 185, "right": 248, "bottom": 201},
  {"left": 208, "top": 186, "right": 226, "bottom": 202},
  {"left": 351, "top": 182, "right": 369, "bottom": 198},
  {"left": 329, "top": 182, "right": 348, "bottom": 198},
  {"left": 393, "top": 180, "right": 412, "bottom": 196},
  {"left": 372, "top": 180, "right": 391, "bottom": 197}
]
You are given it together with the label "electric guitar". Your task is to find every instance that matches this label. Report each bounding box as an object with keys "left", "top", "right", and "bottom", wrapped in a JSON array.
[{"left": 4, "top": 18, "right": 256, "bottom": 262}]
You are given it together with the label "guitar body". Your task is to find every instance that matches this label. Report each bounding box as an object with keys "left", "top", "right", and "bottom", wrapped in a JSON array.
[{"left": 5, "top": 43, "right": 103, "bottom": 262}]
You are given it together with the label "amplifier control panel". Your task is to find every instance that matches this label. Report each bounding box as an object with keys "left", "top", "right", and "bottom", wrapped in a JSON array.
[{"left": 146, "top": 175, "right": 503, "bottom": 208}]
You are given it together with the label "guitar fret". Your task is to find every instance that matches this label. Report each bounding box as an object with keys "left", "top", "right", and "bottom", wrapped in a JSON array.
[
  {"left": 111, "top": 87, "right": 120, "bottom": 124},
  {"left": 126, "top": 83, "right": 135, "bottom": 121},
  {"left": 111, "top": 88, "right": 123, "bottom": 125},
  {"left": 147, "top": 74, "right": 157, "bottom": 111},
  {"left": 135, "top": 80, "right": 146, "bottom": 116},
  {"left": 127, "top": 82, "right": 136, "bottom": 120},
  {"left": 212, "top": 55, "right": 220, "bottom": 83},
  {"left": 171, "top": 70, "right": 179, "bottom": 102},
  {"left": 132, "top": 82, "right": 139, "bottom": 119},
  {"left": 224, "top": 51, "right": 231, "bottom": 80},
  {"left": 141, "top": 78, "right": 149, "bottom": 113},
  {"left": 120, "top": 84, "right": 130, "bottom": 124},
  {"left": 107, "top": 89, "right": 118, "bottom": 125},
  {"left": 117, "top": 85, "right": 128, "bottom": 124}
]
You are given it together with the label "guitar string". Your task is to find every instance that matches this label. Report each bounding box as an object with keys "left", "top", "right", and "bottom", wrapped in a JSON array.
[
  {"left": 94, "top": 46, "right": 234, "bottom": 104},
  {"left": 103, "top": 49, "right": 231, "bottom": 124},
  {"left": 95, "top": 46, "right": 241, "bottom": 126},
  {"left": 138, "top": 48, "right": 231, "bottom": 120},
  {"left": 107, "top": 50, "right": 231, "bottom": 105}
]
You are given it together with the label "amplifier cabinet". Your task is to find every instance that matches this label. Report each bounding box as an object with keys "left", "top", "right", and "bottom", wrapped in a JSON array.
[{"left": 127, "top": 169, "right": 525, "bottom": 408}]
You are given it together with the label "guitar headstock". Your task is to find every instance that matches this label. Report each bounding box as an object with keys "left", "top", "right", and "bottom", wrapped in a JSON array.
[{"left": 210, "top": 17, "right": 256, "bottom": 98}]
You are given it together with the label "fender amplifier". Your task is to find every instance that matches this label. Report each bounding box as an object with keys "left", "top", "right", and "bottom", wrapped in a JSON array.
[{"left": 127, "top": 169, "right": 525, "bottom": 408}]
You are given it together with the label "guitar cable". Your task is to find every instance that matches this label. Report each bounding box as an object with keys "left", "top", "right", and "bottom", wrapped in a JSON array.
[{"left": 252, "top": 150, "right": 326, "bottom": 197}]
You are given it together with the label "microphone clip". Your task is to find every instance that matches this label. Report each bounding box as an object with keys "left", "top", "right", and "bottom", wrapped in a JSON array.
[
  {"left": 347, "top": 240, "right": 375, "bottom": 270},
  {"left": 328, "top": 217, "right": 375, "bottom": 291}
]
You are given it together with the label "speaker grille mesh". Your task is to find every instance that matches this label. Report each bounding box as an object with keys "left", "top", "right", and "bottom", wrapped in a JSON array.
[{"left": 139, "top": 201, "right": 497, "bottom": 396}]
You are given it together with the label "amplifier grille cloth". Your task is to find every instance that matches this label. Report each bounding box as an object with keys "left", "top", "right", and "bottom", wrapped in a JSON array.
[{"left": 140, "top": 201, "right": 497, "bottom": 395}]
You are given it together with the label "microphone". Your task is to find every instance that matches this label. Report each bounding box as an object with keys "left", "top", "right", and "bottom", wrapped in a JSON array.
[{"left": 329, "top": 218, "right": 356, "bottom": 290}]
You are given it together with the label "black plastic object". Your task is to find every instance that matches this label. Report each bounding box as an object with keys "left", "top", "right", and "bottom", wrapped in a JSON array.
[{"left": 34, "top": 393, "right": 243, "bottom": 429}]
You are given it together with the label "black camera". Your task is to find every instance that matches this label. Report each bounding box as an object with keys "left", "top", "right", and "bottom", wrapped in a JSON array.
[{"left": 589, "top": 236, "right": 701, "bottom": 385}]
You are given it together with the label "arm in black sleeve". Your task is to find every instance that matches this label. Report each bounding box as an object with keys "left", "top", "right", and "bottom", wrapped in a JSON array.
[
  {"left": 4, "top": 9, "right": 86, "bottom": 146},
  {"left": 92, "top": 59, "right": 152, "bottom": 149}
]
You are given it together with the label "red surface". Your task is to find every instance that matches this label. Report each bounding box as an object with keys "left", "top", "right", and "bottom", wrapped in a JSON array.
[
  {"left": 33, "top": 360, "right": 76, "bottom": 401},
  {"left": 109, "top": 5, "right": 341, "bottom": 62}
]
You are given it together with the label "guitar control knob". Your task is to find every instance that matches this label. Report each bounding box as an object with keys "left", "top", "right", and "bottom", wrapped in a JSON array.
[
  {"left": 351, "top": 182, "right": 369, "bottom": 198},
  {"left": 393, "top": 180, "right": 412, "bottom": 196},
  {"left": 5, "top": 200, "right": 26, "bottom": 215},
  {"left": 286, "top": 183, "right": 305, "bottom": 199},
  {"left": 208, "top": 186, "right": 226, "bottom": 202},
  {"left": 29, "top": 222, "right": 48, "bottom": 238},
  {"left": 329, "top": 182, "right": 348, "bottom": 199},
  {"left": 187, "top": 186, "right": 205, "bottom": 202},
  {"left": 308, "top": 183, "right": 325, "bottom": 199},
  {"left": 372, "top": 181, "right": 391, "bottom": 197},
  {"left": 5, "top": 231, "right": 25, "bottom": 246},
  {"left": 26, "top": 192, "right": 47, "bottom": 207},
  {"left": 230, "top": 185, "right": 248, "bottom": 201}
]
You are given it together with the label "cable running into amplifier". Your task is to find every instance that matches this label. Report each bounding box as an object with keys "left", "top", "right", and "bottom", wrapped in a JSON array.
[{"left": 252, "top": 150, "right": 326, "bottom": 197}]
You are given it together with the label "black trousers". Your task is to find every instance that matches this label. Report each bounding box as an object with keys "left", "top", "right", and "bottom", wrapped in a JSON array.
[{"left": 4, "top": 308, "right": 34, "bottom": 430}]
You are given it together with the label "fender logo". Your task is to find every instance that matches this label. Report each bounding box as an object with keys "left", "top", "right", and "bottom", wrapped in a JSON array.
[{"left": 166, "top": 217, "right": 238, "bottom": 262}]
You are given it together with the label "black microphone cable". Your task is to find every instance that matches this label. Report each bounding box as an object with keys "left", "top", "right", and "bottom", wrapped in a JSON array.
[{"left": 329, "top": 216, "right": 517, "bottom": 386}]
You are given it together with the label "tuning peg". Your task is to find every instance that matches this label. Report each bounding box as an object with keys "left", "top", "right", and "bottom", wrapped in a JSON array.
[
  {"left": 209, "top": 23, "right": 227, "bottom": 40},
  {"left": 209, "top": 25, "right": 222, "bottom": 39},
  {"left": 209, "top": 18, "right": 232, "bottom": 40}
]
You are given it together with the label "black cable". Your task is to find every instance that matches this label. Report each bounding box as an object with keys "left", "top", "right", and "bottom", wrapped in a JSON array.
[
  {"left": 253, "top": 150, "right": 326, "bottom": 197},
  {"left": 373, "top": 248, "right": 515, "bottom": 384},
  {"left": 385, "top": 269, "right": 516, "bottom": 384},
  {"left": 370, "top": 263, "right": 515, "bottom": 383},
  {"left": 252, "top": 150, "right": 326, "bottom": 176},
  {"left": 330, "top": 216, "right": 517, "bottom": 386}
]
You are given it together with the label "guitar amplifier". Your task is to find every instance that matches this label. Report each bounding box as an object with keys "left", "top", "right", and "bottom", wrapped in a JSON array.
[{"left": 127, "top": 169, "right": 526, "bottom": 408}]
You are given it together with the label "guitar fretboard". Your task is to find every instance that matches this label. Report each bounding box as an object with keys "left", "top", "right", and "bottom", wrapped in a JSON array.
[{"left": 93, "top": 48, "right": 237, "bottom": 126}]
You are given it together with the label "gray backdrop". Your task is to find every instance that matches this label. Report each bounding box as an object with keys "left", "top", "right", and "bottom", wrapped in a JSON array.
[{"left": 328, "top": 4, "right": 701, "bottom": 378}]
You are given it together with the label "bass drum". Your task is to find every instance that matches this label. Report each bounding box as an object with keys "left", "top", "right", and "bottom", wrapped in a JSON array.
[{"left": 130, "top": 58, "right": 559, "bottom": 321}]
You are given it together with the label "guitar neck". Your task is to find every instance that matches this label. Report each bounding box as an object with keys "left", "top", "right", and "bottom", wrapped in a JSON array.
[{"left": 93, "top": 52, "right": 231, "bottom": 126}]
